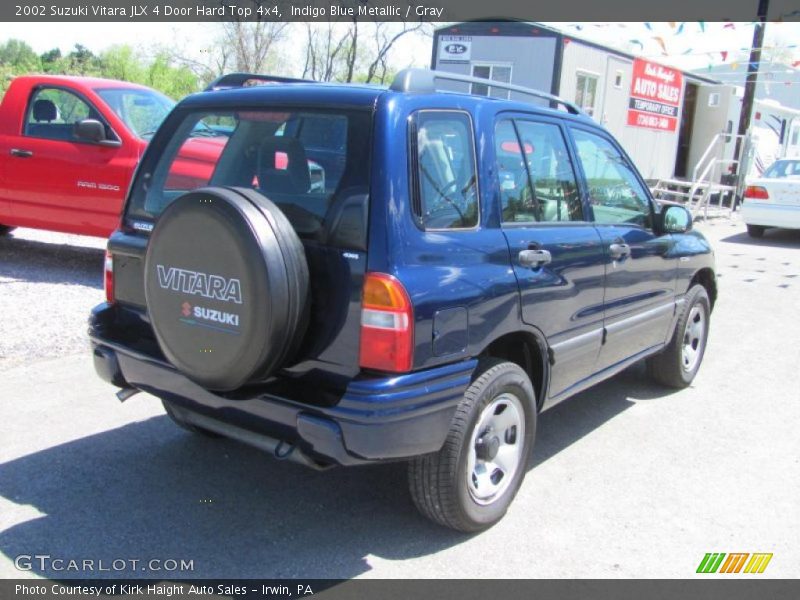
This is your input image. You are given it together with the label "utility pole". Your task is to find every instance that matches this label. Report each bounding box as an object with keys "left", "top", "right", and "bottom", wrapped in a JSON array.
[{"left": 733, "top": 0, "right": 770, "bottom": 207}]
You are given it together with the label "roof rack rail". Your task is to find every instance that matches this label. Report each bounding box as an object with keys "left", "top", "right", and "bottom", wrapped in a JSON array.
[
  {"left": 390, "top": 68, "right": 582, "bottom": 115},
  {"left": 205, "top": 72, "right": 316, "bottom": 92}
]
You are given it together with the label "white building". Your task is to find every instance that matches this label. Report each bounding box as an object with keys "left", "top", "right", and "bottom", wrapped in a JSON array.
[{"left": 432, "top": 22, "right": 800, "bottom": 183}]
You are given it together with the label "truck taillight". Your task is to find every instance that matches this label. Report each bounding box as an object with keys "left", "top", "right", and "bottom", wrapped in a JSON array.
[
  {"left": 744, "top": 185, "right": 769, "bottom": 200},
  {"left": 359, "top": 273, "right": 413, "bottom": 373},
  {"left": 104, "top": 251, "right": 114, "bottom": 303}
]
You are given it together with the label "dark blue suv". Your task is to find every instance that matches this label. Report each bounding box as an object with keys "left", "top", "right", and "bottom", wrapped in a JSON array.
[{"left": 90, "top": 69, "right": 716, "bottom": 532}]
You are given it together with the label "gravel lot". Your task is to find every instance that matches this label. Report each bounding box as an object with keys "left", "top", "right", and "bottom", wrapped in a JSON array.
[
  {"left": 1, "top": 219, "right": 798, "bottom": 579},
  {"left": 0, "top": 229, "right": 105, "bottom": 371}
]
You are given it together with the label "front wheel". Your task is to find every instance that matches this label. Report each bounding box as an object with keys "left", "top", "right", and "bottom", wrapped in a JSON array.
[
  {"left": 408, "top": 360, "right": 537, "bottom": 532},
  {"left": 746, "top": 224, "right": 765, "bottom": 238},
  {"left": 647, "top": 284, "right": 711, "bottom": 388}
]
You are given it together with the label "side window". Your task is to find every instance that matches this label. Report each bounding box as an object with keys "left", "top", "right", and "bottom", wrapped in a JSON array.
[
  {"left": 516, "top": 121, "right": 583, "bottom": 223},
  {"left": 495, "top": 119, "right": 583, "bottom": 224},
  {"left": 495, "top": 120, "right": 535, "bottom": 223},
  {"left": 118, "top": 93, "right": 165, "bottom": 138},
  {"left": 25, "top": 88, "right": 94, "bottom": 142},
  {"left": 413, "top": 111, "right": 479, "bottom": 230},
  {"left": 572, "top": 128, "right": 652, "bottom": 228}
]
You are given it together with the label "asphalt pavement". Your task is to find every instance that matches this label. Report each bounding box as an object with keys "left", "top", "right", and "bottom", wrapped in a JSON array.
[{"left": 0, "top": 219, "right": 798, "bottom": 579}]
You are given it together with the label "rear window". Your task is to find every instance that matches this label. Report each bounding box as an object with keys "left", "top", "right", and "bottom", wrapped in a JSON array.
[
  {"left": 762, "top": 160, "right": 800, "bottom": 178},
  {"left": 128, "top": 108, "right": 371, "bottom": 246}
]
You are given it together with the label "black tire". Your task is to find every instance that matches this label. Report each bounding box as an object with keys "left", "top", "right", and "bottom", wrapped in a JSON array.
[
  {"left": 143, "top": 187, "right": 309, "bottom": 391},
  {"left": 746, "top": 224, "right": 765, "bottom": 238},
  {"left": 0, "top": 224, "right": 15, "bottom": 236},
  {"left": 162, "top": 400, "right": 220, "bottom": 438},
  {"left": 227, "top": 187, "right": 310, "bottom": 364},
  {"left": 647, "top": 284, "right": 711, "bottom": 388},
  {"left": 409, "top": 360, "right": 537, "bottom": 532}
]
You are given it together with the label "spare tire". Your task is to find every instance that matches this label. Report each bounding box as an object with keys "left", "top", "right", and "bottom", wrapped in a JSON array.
[{"left": 144, "top": 187, "right": 309, "bottom": 391}]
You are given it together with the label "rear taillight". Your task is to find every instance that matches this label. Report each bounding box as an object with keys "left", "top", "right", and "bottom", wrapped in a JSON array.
[
  {"left": 104, "top": 251, "right": 114, "bottom": 303},
  {"left": 359, "top": 273, "right": 413, "bottom": 373},
  {"left": 744, "top": 185, "right": 769, "bottom": 200}
]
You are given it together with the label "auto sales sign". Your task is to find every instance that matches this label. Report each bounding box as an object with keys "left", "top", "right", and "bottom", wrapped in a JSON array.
[{"left": 627, "top": 59, "right": 683, "bottom": 132}]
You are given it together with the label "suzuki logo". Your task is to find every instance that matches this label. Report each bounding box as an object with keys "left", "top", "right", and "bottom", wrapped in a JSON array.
[{"left": 181, "top": 302, "right": 192, "bottom": 317}]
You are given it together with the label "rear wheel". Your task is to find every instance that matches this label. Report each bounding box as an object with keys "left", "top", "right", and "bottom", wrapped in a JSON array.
[
  {"left": 0, "top": 225, "right": 15, "bottom": 236},
  {"left": 746, "top": 224, "right": 765, "bottom": 238},
  {"left": 647, "top": 284, "right": 710, "bottom": 388},
  {"left": 409, "top": 360, "right": 536, "bottom": 532}
]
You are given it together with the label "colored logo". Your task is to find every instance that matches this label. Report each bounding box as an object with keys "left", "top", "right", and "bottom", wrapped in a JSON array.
[
  {"left": 179, "top": 301, "right": 240, "bottom": 334},
  {"left": 696, "top": 553, "right": 773, "bottom": 574}
]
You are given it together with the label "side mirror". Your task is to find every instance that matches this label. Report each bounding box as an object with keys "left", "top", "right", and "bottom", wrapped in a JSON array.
[
  {"left": 75, "top": 119, "right": 121, "bottom": 147},
  {"left": 660, "top": 204, "right": 692, "bottom": 234}
]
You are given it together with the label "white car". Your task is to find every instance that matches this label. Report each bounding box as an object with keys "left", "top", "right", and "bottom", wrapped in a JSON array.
[{"left": 741, "top": 159, "right": 800, "bottom": 238}]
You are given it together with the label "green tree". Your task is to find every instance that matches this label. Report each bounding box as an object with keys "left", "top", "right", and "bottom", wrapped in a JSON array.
[
  {"left": 40, "top": 48, "right": 63, "bottom": 73},
  {"left": 0, "top": 39, "right": 41, "bottom": 95},
  {"left": 99, "top": 45, "right": 145, "bottom": 82},
  {"left": 0, "top": 39, "right": 41, "bottom": 71},
  {"left": 99, "top": 45, "right": 199, "bottom": 99},
  {"left": 1, "top": 39, "right": 200, "bottom": 101},
  {"left": 65, "top": 44, "right": 101, "bottom": 75},
  {"left": 145, "top": 52, "right": 199, "bottom": 98}
]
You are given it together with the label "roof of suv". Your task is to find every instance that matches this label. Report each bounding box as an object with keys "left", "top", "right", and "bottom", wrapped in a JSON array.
[
  {"left": 182, "top": 83, "right": 383, "bottom": 110},
  {"left": 180, "top": 81, "right": 597, "bottom": 125}
]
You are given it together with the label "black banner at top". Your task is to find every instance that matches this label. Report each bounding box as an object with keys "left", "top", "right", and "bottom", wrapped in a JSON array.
[{"left": 3, "top": 0, "right": 800, "bottom": 22}]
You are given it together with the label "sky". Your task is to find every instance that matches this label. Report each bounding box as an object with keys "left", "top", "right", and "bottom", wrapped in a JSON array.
[
  {"left": 6, "top": 21, "right": 800, "bottom": 84},
  {"left": 9, "top": 22, "right": 217, "bottom": 54},
  {"left": 6, "top": 21, "right": 433, "bottom": 76},
  {"left": 547, "top": 22, "right": 800, "bottom": 84}
]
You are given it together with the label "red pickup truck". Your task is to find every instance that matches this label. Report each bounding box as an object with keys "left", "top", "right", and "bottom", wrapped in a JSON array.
[{"left": 0, "top": 75, "right": 223, "bottom": 238}]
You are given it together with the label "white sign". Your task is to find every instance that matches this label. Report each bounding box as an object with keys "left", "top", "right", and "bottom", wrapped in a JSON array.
[{"left": 439, "top": 36, "right": 472, "bottom": 62}]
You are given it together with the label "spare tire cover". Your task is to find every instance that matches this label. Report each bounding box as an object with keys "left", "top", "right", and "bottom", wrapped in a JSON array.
[{"left": 144, "top": 187, "right": 308, "bottom": 391}]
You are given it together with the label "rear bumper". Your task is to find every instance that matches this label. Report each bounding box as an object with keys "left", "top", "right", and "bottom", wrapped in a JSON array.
[
  {"left": 741, "top": 202, "right": 800, "bottom": 229},
  {"left": 90, "top": 303, "right": 475, "bottom": 466}
]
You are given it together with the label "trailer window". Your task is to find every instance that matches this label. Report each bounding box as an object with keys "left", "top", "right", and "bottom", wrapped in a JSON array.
[
  {"left": 471, "top": 64, "right": 512, "bottom": 99},
  {"left": 575, "top": 73, "right": 598, "bottom": 117}
]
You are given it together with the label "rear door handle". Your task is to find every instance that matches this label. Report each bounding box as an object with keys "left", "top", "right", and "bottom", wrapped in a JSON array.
[
  {"left": 10, "top": 148, "right": 33, "bottom": 158},
  {"left": 519, "top": 249, "right": 552, "bottom": 268},
  {"left": 609, "top": 243, "right": 631, "bottom": 260}
]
